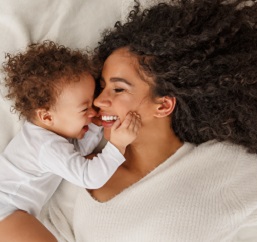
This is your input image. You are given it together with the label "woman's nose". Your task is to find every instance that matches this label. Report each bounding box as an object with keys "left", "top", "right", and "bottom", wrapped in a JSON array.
[{"left": 94, "top": 91, "right": 110, "bottom": 108}]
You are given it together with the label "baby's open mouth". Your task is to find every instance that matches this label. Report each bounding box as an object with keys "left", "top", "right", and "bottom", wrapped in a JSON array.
[{"left": 82, "top": 125, "right": 89, "bottom": 131}]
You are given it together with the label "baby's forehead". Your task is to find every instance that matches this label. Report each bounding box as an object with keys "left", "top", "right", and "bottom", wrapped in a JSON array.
[
  {"left": 56, "top": 72, "right": 94, "bottom": 90},
  {"left": 57, "top": 74, "right": 94, "bottom": 99}
]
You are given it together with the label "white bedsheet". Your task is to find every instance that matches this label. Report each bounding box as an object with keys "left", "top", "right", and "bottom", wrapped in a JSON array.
[{"left": 0, "top": 0, "right": 257, "bottom": 240}]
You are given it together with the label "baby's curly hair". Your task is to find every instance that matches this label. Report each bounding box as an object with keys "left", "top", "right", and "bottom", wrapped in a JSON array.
[
  {"left": 3, "top": 40, "right": 94, "bottom": 121},
  {"left": 93, "top": 0, "right": 257, "bottom": 153}
]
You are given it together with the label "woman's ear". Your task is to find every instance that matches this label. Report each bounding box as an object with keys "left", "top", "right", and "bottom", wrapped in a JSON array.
[
  {"left": 35, "top": 108, "right": 54, "bottom": 126},
  {"left": 154, "top": 96, "right": 176, "bottom": 118}
]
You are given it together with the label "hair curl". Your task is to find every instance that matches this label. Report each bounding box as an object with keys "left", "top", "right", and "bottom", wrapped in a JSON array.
[
  {"left": 3, "top": 40, "right": 94, "bottom": 121},
  {"left": 93, "top": 0, "right": 257, "bottom": 153}
]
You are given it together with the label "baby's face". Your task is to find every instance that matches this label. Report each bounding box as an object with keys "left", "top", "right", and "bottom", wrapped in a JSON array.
[{"left": 50, "top": 74, "right": 96, "bottom": 139}]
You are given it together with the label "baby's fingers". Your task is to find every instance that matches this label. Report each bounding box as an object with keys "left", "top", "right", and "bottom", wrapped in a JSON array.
[
  {"left": 132, "top": 115, "right": 142, "bottom": 133},
  {"left": 120, "top": 112, "right": 133, "bottom": 129},
  {"left": 111, "top": 118, "right": 121, "bottom": 131},
  {"left": 129, "top": 113, "right": 141, "bottom": 132}
]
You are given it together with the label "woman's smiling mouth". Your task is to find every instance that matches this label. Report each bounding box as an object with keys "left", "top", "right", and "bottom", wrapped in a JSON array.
[
  {"left": 101, "top": 115, "right": 118, "bottom": 121},
  {"left": 101, "top": 115, "right": 119, "bottom": 127}
]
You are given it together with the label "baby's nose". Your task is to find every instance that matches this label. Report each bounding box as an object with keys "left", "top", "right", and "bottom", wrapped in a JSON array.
[{"left": 88, "top": 108, "right": 97, "bottom": 118}]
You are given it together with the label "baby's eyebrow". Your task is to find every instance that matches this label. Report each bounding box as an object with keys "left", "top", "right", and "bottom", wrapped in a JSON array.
[{"left": 77, "top": 100, "right": 91, "bottom": 109}]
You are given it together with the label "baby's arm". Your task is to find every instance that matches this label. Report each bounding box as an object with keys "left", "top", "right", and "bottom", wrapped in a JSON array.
[
  {"left": 41, "top": 112, "right": 141, "bottom": 189},
  {"left": 73, "top": 123, "right": 103, "bottom": 155}
]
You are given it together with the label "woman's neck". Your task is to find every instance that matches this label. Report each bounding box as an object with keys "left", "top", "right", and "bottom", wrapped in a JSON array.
[
  {"left": 88, "top": 119, "right": 183, "bottom": 202},
  {"left": 123, "top": 122, "right": 183, "bottom": 176}
]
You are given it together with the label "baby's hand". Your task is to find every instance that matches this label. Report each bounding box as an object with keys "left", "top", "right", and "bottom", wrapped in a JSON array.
[{"left": 109, "top": 112, "right": 141, "bottom": 155}]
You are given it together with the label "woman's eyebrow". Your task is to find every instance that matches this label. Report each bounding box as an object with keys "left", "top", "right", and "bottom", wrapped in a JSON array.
[
  {"left": 100, "top": 76, "right": 132, "bottom": 86},
  {"left": 110, "top": 77, "right": 132, "bottom": 86}
]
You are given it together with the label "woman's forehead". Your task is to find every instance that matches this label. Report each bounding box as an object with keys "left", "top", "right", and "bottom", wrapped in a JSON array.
[
  {"left": 105, "top": 48, "right": 137, "bottom": 66},
  {"left": 103, "top": 48, "right": 154, "bottom": 85}
]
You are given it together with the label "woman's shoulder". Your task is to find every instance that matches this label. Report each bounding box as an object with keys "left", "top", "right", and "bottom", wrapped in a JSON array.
[
  {"left": 196, "top": 140, "right": 257, "bottom": 160},
  {"left": 170, "top": 140, "right": 257, "bottom": 167},
  {"left": 151, "top": 140, "right": 257, "bottom": 178},
  {"left": 191, "top": 140, "right": 257, "bottom": 175}
]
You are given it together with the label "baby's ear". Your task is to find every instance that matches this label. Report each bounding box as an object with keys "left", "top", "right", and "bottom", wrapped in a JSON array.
[
  {"left": 154, "top": 96, "right": 176, "bottom": 118},
  {"left": 35, "top": 108, "right": 53, "bottom": 126}
]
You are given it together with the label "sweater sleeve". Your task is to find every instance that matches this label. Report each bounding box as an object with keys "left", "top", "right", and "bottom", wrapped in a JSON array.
[{"left": 39, "top": 138, "right": 125, "bottom": 189}]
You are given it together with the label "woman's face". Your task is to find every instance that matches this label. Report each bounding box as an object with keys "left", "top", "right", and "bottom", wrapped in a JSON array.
[{"left": 94, "top": 48, "right": 158, "bottom": 140}]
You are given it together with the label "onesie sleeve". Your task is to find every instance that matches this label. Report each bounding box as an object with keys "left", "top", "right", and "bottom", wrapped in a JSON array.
[
  {"left": 71, "top": 123, "right": 103, "bottom": 156},
  {"left": 39, "top": 138, "right": 125, "bottom": 189}
]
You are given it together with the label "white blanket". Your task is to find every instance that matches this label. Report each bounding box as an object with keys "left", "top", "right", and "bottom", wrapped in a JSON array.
[{"left": 0, "top": 0, "right": 256, "bottom": 240}]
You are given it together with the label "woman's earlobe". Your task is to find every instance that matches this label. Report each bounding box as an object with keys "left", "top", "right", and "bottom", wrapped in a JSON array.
[{"left": 154, "top": 96, "right": 176, "bottom": 118}]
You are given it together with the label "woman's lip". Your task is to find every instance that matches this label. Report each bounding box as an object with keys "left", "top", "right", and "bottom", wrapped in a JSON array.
[
  {"left": 98, "top": 113, "right": 119, "bottom": 127},
  {"left": 101, "top": 120, "right": 116, "bottom": 128}
]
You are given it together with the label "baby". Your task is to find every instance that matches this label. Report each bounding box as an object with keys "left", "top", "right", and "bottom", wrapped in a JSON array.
[{"left": 0, "top": 41, "right": 141, "bottom": 241}]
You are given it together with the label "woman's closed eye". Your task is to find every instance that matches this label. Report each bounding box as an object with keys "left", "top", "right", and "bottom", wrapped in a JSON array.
[{"left": 114, "top": 88, "right": 125, "bottom": 93}]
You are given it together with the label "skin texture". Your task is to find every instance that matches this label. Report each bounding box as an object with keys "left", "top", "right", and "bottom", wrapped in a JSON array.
[{"left": 92, "top": 48, "right": 182, "bottom": 202}]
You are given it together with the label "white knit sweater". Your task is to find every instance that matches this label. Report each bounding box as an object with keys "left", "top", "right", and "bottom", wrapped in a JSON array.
[{"left": 40, "top": 141, "right": 257, "bottom": 242}]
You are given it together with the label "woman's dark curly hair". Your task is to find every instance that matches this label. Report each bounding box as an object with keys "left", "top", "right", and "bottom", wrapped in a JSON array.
[
  {"left": 93, "top": 0, "right": 257, "bottom": 153},
  {"left": 3, "top": 40, "right": 94, "bottom": 121}
]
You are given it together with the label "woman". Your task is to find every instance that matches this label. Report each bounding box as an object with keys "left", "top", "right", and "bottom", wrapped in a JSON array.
[{"left": 40, "top": 0, "right": 257, "bottom": 241}]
